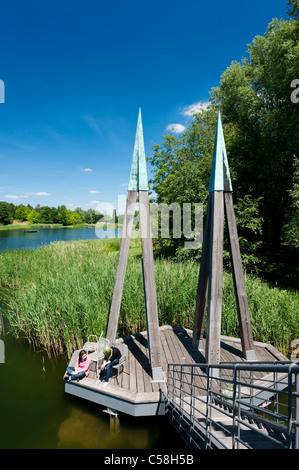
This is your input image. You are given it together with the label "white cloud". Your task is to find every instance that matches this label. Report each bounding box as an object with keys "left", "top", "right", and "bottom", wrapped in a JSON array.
[
  {"left": 181, "top": 101, "right": 210, "bottom": 116},
  {"left": 5, "top": 194, "right": 28, "bottom": 199},
  {"left": 89, "top": 190, "right": 102, "bottom": 194},
  {"left": 90, "top": 200, "right": 100, "bottom": 204},
  {"left": 5, "top": 191, "right": 50, "bottom": 199},
  {"left": 30, "top": 192, "right": 50, "bottom": 196},
  {"left": 83, "top": 168, "right": 93, "bottom": 172},
  {"left": 166, "top": 123, "right": 186, "bottom": 134}
]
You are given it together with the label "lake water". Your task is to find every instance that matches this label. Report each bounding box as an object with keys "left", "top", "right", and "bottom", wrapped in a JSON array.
[
  {"left": 0, "top": 229, "right": 188, "bottom": 450},
  {"left": 0, "top": 227, "right": 121, "bottom": 252}
]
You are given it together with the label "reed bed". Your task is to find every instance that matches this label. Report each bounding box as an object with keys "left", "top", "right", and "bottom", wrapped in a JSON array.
[{"left": 0, "top": 239, "right": 298, "bottom": 358}]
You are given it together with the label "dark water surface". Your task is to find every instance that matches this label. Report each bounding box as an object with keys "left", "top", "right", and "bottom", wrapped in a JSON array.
[{"left": 0, "top": 229, "right": 188, "bottom": 450}]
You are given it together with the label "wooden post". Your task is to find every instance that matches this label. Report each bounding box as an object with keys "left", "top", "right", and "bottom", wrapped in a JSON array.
[
  {"left": 106, "top": 190, "right": 137, "bottom": 344},
  {"left": 192, "top": 194, "right": 212, "bottom": 349},
  {"left": 205, "top": 191, "right": 224, "bottom": 366},
  {"left": 224, "top": 192, "right": 255, "bottom": 360},
  {"left": 139, "top": 190, "right": 163, "bottom": 380}
]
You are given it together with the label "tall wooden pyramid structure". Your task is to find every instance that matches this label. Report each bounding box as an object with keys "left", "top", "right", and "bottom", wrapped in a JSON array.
[
  {"left": 192, "top": 112, "right": 255, "bottom": 365},
  {"left": 106, "top": 109, "right": 164, "bottom": 381}
]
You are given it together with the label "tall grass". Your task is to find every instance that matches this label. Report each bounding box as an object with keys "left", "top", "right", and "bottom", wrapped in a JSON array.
[{"left": 0, "top": 239, "right": 298, "bottom": 358}]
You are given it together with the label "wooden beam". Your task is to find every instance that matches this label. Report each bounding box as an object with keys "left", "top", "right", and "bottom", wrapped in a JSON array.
[
  {"left": 192, "top": 194, "right": 212, "bottom": 349},
  {"left": 106, "top": 190, "right": 137, "bottom": 344},
  {"left": 224, "top": 192, "right": 255, "bottom": 360},
  {"left": 139, "top": 190, "right": 163, "bottom": 381},
  {"left": 205, "top": 191, "right": 224, "bottom": 366}
]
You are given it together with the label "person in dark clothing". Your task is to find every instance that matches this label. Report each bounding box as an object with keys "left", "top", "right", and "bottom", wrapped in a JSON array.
[{"left": 96, "top": 345, "right": 121, "bottom": 387}]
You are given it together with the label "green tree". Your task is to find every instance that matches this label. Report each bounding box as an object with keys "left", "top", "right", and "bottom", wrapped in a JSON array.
[
  {"left": 211, "top": 8, "right": 299, "bottom": 246},
  {"left": 57, "top": 205, "right": 68, "bottom": 226},
  {"left": 27, "top": 209, "right": 41, "bottom": 224},
  {"left": 148, "top": 107, "right": 263, "bottom": 270},
  {"left": 149, "top": 108, "right": 220, "bottom": 207},
  {"left": 283, "top": 156, "right": 299, "bottom": 244},
  {"left": 50, "top": 208, "right": 63, "bottom": 224},
  {"left": 224, "top": 193, "right": 264, "bottom": 274},
  {"left": 112, "top": 209, "right": 118, "bottom": 224},
  {"left": 0, "top": 202, "right": 13, "bottom": 225},
  {"left": 65, "top": 210, "right": 82, "bottom": 225},
  {"left": 287, "top": 0, "right": 299, "bottom": 18},
  {"left": 15, "top": 204, "right": 30, "bottom": 222},
  {"left": 39, "top": 206, "right": 54, "bottom": 224},
  {"left": 75, "top": 207, "right": 86, "bottom": 223}
]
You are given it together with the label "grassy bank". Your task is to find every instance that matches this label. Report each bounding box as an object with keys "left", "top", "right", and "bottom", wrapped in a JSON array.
[{"left": 0, "top": 238, "right": 298, "bottom": 358}]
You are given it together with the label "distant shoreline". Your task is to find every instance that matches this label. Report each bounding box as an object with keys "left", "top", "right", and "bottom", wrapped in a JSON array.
[{"left": 0, "top": 222, "right": 122, "bottom": 231}]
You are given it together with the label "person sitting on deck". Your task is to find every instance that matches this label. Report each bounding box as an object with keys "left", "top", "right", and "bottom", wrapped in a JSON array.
[
  {"left": 65, "top": 349, "right": 91, "bottom": 382},
  {"left": 96, "top": 345, "right": 121, "bottom": 388}
]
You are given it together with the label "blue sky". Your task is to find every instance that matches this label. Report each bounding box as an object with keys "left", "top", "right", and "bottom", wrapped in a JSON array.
[{"left": 0, "top": 0, "right": 289, "bottom": 215}]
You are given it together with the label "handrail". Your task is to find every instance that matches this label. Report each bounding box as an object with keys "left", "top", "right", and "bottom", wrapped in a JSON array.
[{"left": 166, "top": 361, "right": 299, "bottom": 449}]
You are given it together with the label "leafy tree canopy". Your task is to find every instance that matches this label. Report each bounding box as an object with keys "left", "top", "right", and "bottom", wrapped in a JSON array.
[{"left": 210, "top": 8, "right": 299, "bottom": 245}]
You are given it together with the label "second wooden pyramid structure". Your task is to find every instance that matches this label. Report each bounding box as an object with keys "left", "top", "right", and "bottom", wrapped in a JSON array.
[{"left": 192, "top": 112, "right": 255, "bottom": 365}]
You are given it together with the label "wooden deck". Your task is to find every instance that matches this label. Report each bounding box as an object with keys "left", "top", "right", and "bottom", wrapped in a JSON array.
[{"left": 64, "top": 325, "right": 288, "bottom": 417}]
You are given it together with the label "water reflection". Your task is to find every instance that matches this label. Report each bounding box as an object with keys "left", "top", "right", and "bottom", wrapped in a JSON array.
[{"left": 58, "top": 408, "right": 151, "bottom": 449}]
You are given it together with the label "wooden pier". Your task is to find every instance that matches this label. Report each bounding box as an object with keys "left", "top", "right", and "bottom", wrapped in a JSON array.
[
  {"left": 65, "top": 112, "right": 298, "bottom": 449},
  {"left": 64, "top": 325, "right": 287, "bottom": 417}
]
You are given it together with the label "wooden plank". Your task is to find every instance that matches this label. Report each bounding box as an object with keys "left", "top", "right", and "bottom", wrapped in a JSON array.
[
  {"left": 106, "top": 190, "right": 137, "bottom": 344},
  {"left": 164, "top": 329, "right": 181, "bottom": 364},
  {"left": 128, "top": 337, "right": 138, "bottom": 393},
  {"left": 205, "top": 191, "right": 224, "bottom": 365},
  {"left": 167, "top": 330, "right": 194, "bottom": 396},
  {"left": 136, "top": 335, "right": 153, "bottom": 393},
  {"left": 160, "top": 330, "right": 171, "bottom": 367},
  {"left": 163, "top": 328, "right": 178, "bottom": 364},
  {"left": 160, "top": 329, "right": 174, "bottom": 371},
  {"left": 224, "top": 191, "right": 254, "bottom": 359},
  {"left": 134, "top": 339, "right": 145, "bottom": 393},
  {"left": 172, "top": 331, "right": 192, "bottom": 364},
  {"left": 117, "top": 339, "right": 130, "bottom": 390},
  {"left": 175, "top": 331, "right": 208, "bottom": 393}
]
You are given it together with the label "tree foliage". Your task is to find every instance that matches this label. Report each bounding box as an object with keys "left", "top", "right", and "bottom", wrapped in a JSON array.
[
  {"left": 283, "top": 156, "right": 299, "bottom": 244},
  {"left": 287, "top": 0, "right": 299, "bottom": 18},
  {"left": 148, "top": 107, "right": 264, "bottom": 272},
  {"left": 211, "top": 10, "right": 299, "bottom": 246},
  {"left": 149, "top": 2, "right": 299, "bottom": 270},
  {"left": 0, "top": 202, "right": 103, "bottom": 226},
  {"left": 150, "top": 2, "right": 299, "bottom": 263},
  {"left": 0, "top": 202, "right": 13, "bottom": 225}
]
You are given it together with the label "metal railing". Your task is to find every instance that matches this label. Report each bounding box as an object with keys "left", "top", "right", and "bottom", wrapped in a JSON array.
[{"left": 167, "top": 361, "right": 299, "bottom": 449}]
